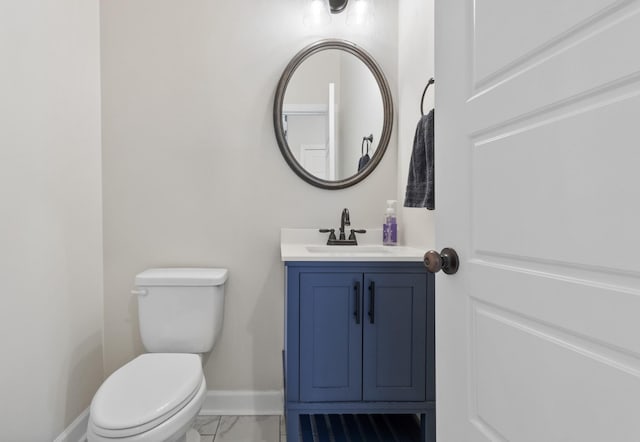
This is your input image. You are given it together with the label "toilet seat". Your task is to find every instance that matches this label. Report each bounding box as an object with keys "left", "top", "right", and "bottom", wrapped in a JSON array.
[{"left": 90, "top": 353, "right": 203, "bottom": 438}]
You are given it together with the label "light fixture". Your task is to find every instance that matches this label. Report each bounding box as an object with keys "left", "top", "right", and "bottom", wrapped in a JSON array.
[
  {"left": 346, "top": 0, "right": 374, "bottom": 25},
  {"left": 303, "top": 0, "right": 373, "bottom": 27},
  {"left": 303, "top": 0, "right": 331, "bottom": 27},
  {"left": 329, "top": 0, "right": 349, "bottom": 14}
]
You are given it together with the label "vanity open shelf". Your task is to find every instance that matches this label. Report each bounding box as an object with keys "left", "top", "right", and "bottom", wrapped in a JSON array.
[
  {"left": 283, "top": 261, "right": 435, "bottom": 442},
  {"left": 296, "top": 413, "right": 423, "bottom": 441}
]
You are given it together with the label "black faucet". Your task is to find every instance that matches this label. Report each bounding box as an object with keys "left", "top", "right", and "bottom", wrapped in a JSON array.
[
  {"left": 319, "top": 208, "right": 366, "bottom": 245},
  {"left": 339, "top": 208, "right": 351, "bottom": 240}
]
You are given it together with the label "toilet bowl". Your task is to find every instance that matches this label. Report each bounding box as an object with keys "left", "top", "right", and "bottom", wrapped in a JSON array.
[
  {"left": 88, "top": 354, "right": 205, "bottom": 442},
  {"left": 87, "top": 268, "right": 228, "bottom": 442}
]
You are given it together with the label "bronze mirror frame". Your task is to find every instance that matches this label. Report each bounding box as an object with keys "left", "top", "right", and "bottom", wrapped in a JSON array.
[{"left": 273, "top": 39, "right": 394, "bottom": 190}]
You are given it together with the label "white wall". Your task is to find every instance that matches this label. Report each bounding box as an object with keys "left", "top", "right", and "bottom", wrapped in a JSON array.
[
  {"left": 285, "top": 50, "right": 341, "bottom": 105},
  {"left": 0, "top": 0, "right": 104, "bottom": 439},
  {"left": 338, "top": 53, "right": 384, "bottom": 178},
  {"left": 397, "top": 0, "right": 436, "bottom": 248},
  {"left": 100, "top": 0, "right": 398, "bottom": 392}
]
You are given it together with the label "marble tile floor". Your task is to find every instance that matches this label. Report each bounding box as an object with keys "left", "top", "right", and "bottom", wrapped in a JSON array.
[{"left": 193, "top": 415, "right": 286, "bottom": 442}]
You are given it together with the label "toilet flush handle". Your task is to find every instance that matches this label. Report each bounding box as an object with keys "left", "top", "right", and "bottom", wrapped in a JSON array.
[{"left": 131, "top": 288, "right": 148, "bottom": 296}]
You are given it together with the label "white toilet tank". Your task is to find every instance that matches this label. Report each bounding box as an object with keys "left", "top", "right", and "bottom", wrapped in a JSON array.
[{"left": 134, "top": 268, "right": 228, "bottom": 353}]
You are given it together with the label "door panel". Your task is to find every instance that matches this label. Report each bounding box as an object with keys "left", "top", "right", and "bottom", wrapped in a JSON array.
[
  {"left": 473, "top": 91, "right": 640, "bottom": 273},
  {"left": 471, "top": 263, "right": 640, "bottom": 355},
  {"left": 299, "top": 273, "right": 362, "bottom": 402},
  {"left": 362, "top": 273, "right": 427, "bottom": 401},
  {"left": 300, "top": 145, "right": 328, "bottom": 180},
  {"left": 472, "top": 302, "right": 640, "bottom": 442},
  {"left": 436, "top": 0, "right": 640, "bottom": 440},
  {"left": 470, "top": 4, "right": 640, "bottom": 132},
  {"left": 473, "top": 0, "right": 619, "bottom": 84}
]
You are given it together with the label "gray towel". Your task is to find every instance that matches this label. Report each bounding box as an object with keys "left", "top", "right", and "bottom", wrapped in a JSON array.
[
  {"left": 357, "top": 153, "right": 370, "bottom": 172},
  {"left": 404, "top": 110, "right": 434, "bottom": 210}
]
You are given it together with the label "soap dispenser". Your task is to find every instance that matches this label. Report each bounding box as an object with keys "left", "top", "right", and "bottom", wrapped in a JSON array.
[{"left": 382, "top": 200, "right": 398, "bottom": 246}]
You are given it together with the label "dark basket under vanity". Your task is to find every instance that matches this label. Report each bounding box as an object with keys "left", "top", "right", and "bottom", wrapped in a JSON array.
[{"left": 296, "top": 413, "right": 423, "bottom": 441}]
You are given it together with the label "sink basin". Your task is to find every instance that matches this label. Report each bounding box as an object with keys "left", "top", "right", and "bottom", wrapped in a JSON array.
[
  {"left": 305, "top": 245, "right": 392, "bottom": 255},
  {"left": 280, "top": 228, "right": 425, "bottom": 262}
]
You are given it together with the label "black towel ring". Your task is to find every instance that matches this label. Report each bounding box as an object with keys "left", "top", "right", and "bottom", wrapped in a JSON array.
[
  {"left": 420, "top": 77, "right": 435, "bottom": 116},
  {"left": 361, "top": 134, "right": 373, "bottom": 155}
]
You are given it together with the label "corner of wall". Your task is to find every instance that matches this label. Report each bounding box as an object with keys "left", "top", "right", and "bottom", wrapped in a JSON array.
[{"left": 396, "top": 0, "right": 436, "bottom": 249}]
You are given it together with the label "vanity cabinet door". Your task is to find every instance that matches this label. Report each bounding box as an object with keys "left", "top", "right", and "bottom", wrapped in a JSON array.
[
  {"left": 299, "top": 272, "right": 363, "bottom": 402},
  {"left": 362, "top": 273, "right": 427, "bottom": 401}
]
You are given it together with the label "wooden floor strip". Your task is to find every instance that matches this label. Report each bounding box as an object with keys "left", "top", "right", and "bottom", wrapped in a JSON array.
[
  {"left": 315, "top": 414, "right": 331, "bottom": 442},
  {"left": 328, "top": 414, "right": 348, "bottom": 442},
  {"left": 358, "top": 415, "right": 379, "bottom": 441},
  {"left": 300, "top": 414, "right": 314, "bottom": 441},
  {"left": 343, "top": 414, "right": 363, "bottom": 442},
  {"left": 371, "top": 414, "right": 396, "bottom": 442}
]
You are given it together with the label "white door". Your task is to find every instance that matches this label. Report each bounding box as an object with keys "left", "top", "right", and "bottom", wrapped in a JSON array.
[
  {"left": 435, "top": 1, "right": 640, "bottom": 441},
  {"left": 300, "top": 144, "right": 329, "bottom": 179}
]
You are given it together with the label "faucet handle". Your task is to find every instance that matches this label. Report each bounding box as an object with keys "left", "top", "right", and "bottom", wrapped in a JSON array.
[
  {"left": 319, "top": 228, "right": 337, "bottom": 241},
  {"left": 348, "top": 229, "right": 367, "bottom": 240}
]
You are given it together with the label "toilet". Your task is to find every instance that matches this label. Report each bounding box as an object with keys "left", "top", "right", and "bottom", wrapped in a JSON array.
[{"left": 87, "top": 268, "right": 228, "bottom": 442}]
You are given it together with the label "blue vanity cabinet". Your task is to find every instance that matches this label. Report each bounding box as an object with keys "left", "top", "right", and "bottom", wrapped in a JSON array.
[
  {"left": 362, "top": 273, "right": 427, "bottom": 402},
  {"left": 284, "top": 262, "right": 435, "bottom": 442},
  {"left": 299, "top": 272, "right": 363, "bottom": 402}
]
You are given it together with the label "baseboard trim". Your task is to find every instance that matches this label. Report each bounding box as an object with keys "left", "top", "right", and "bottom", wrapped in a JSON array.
[
  {"left": 53, "top": 407, "right": 89, "bottom": 442},
  {"left": 199, "top": 390, "right": 283, "bottom": 416},
  {"left": 53, "top": 390, "right": 283, "bottom": 441}
]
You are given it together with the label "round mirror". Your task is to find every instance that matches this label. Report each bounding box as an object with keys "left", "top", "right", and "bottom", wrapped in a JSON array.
[{"left": 274, "top": 39, "right": 393, "bottom": 189}]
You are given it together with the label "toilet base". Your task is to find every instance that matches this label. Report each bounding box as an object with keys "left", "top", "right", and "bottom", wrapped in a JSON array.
[
  {"left": 177, "top": 429, "right": 200, "bottom": 442},
  {"left": 88, "top": 378, "right": 206, "bottom": 442}
]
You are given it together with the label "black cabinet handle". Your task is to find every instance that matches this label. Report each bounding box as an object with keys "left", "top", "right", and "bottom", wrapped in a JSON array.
[
  {"left": 368, "top": 281, "right": 375, "bottom": 324},
  {"left": 354, "top": 282, "right": 361, "bottom": 324}
]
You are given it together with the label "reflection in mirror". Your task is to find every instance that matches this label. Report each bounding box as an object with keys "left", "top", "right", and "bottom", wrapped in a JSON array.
[
  {"left": 274, "top": 39, "right": 393, "bottom": 190},
  {"left": 282, "top": 49, "right": 384, "bottom": 181}
]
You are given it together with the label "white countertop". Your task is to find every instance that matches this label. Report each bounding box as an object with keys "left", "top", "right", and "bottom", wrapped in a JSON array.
[{"left": 281, "top": 228, "right": 426, "bottom": 262}]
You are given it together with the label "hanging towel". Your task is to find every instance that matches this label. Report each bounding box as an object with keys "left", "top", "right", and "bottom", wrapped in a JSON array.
[
  {"left": 404, "top": 109, "right": 434, "bottom": 210},
  {"left": 357, "top": 153, "right": 370, "bottom": 172},
  {"left": 357, "top": 137, "right": 371, "bottom": 172}
]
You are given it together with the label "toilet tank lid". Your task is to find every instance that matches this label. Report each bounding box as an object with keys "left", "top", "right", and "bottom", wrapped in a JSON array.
[{"left": 135, "top": 268, "right": 228, "bottom": 286}]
